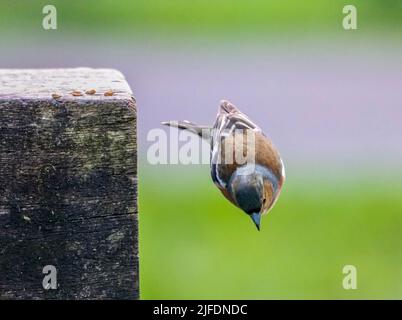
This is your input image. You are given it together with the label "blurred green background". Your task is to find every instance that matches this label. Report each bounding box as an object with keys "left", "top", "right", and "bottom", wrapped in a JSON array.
[
  {"left": 1, "top": 0, "right": 402, "bottom": 299},
  {"left": 141, "top": 166, "right": 402, "bottom": 299},
  {"left": 1, "top": 0, "right": 402, "bottom": 36}
]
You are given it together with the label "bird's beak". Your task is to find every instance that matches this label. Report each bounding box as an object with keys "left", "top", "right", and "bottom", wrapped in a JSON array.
[{"left": 250, "top": 212, "right": 261, "bottom": 231}]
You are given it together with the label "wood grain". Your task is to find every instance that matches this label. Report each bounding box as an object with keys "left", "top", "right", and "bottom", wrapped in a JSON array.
[{"left": 0, "top": 68, "right": 138, "bottom": 299}]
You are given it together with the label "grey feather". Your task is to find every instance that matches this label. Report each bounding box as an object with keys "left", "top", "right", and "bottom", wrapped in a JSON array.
[{"left": 162, "top": 120, "right": 212, "bottom": 140}]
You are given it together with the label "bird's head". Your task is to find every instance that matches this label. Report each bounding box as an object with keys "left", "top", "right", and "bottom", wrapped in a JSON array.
[{"left": 228, "top": 164, "right": 280, "bottom": 230}]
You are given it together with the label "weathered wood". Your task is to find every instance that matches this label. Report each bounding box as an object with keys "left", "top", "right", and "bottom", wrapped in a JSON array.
[{"left": 0, "top": 68, "right": 138, "bottom": 299}]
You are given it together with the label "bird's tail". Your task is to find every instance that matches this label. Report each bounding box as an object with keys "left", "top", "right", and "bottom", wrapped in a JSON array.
[
  {"left": 161, "top": 120, "right": 211, "bottom": 140},
  {"left": 219, "top": 99, "right": 240, "bottom": 114}
]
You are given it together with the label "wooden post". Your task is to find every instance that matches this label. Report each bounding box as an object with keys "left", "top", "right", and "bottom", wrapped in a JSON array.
[{"left": 0, "top": 68, "right": 138, "bottom": 299}]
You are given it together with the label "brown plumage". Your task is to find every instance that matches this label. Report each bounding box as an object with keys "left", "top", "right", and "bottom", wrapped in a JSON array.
[{"left": 163, "top": 100, "right": 285, "bottom": 230}]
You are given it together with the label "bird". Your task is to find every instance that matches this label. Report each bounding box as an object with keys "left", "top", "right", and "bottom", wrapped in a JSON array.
[{"left": 162, "top": 100, "right": 285, "bottom": 230}]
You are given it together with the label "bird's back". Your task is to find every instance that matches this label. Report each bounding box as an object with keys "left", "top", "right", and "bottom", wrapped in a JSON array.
[{"left": 210, "top": 100, "right": 284, "bottom": 191}]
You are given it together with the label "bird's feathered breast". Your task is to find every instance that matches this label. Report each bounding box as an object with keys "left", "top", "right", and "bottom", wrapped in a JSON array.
[{"left": 212, "top": 131, "right": 283, "bottom": 188}]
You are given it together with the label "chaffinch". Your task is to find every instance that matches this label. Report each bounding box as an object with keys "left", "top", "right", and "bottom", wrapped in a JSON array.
[{"left": 162, "top": 100, "right": 285, "bottom": 230}]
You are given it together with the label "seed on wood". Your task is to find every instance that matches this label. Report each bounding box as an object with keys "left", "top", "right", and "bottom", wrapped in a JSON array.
[
  {"left": 104, "top": 90, "right": 114, "bottom": 96},
  {"left": 51, "top": 93, "right": 62, "bottom": 99},
  {"left": 71, "top": 90, "right": 83, "bottom": 96},
  {"left": 85, "top": 89, "right": 96, "bottom": 95},
  {"left": 23, "top": 215, "right": 31, "bottom": 222}
]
